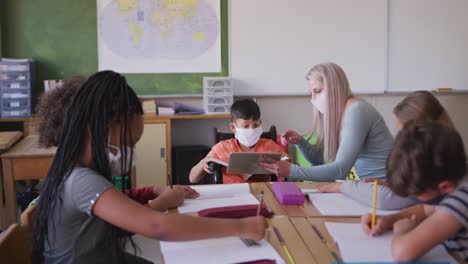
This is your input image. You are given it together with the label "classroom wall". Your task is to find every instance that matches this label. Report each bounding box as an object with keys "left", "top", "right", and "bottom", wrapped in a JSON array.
[{"left": 167, "top": 94, "right": 468, "bottom": 155}]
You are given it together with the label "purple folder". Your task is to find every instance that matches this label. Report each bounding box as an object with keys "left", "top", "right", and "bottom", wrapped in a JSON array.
[{"left": 271, "top": 182, "right": 305, "bottom": 205}]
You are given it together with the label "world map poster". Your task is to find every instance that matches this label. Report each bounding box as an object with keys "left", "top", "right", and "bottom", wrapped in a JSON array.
[{"left": 97, "top": 0, "right": 221, "bottom": 73}]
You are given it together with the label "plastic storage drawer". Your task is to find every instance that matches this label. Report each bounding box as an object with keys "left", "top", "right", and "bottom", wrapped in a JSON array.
[
  {"left": 206, "top": 104, "right": 230, "bottom": 113},
  {"left": 1, "top": 108, "right": 31, "bottom": 118},
  {"left": 0, "top": 72, "right": 31, "bottom": 81},
  {"left": 0, "top": 80, "right": 31, "bottom": 90},
  {"left": 1, "top": 89, "right": 30, "bottom": 99}
]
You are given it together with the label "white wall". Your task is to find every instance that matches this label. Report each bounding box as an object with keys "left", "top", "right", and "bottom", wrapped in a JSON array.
[{"left": 165, "top": 94, "right": 468, "bottom": 154}]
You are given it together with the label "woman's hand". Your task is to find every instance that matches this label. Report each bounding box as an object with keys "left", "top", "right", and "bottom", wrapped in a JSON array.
[
  {"left": 257, "top": 155, "right": 291, "bottom": 178},
  {"left": 281, "top": 130, "right": 303, "bottom": 144},
  {"left": 319, "top": 182, "right": 342, "bottom": 193}
]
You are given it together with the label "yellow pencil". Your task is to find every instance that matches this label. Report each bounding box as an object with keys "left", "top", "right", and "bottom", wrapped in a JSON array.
[
  {"left": 371, "top": 179, "right": 378, "bottom": 228},
  {"left": 273, "top": 227, "right": 296, "bottom": 264}
]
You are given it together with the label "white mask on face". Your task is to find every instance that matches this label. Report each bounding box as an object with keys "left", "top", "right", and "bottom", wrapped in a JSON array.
[
  {"left": 108, "top": 141, "right": 137, "bottom": 176},
  {"left": 310, "top": 91, "right": 327, "bottom": 114},
  {"left": 234, "top": 126, "right": 263, "bottom": 147}
]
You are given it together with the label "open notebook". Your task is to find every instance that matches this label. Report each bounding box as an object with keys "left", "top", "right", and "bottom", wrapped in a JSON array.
[
  {"left": 308, "top": 193, "right": 399, "bottom": 216},
  {"left": 178, "top": 183, "right": 259, "bottom": 214},
  {"left": 325, "top": 223, "right": 456, "bottom": 263},
  {"left": 161, "top": 236, "right": 284, "bottom": 264}
]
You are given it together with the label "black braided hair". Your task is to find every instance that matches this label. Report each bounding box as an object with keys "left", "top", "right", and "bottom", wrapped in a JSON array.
[{"left": 32, "top": 71, "right": 143, "bottom": 263}]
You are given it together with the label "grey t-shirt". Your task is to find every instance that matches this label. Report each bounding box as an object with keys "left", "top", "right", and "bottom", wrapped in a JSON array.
[
  {"left": 44, "top": 166, "right": 116, "bottom": 264},
  {"left": 290, "top": 100, "right": 394, "bottom": 181}
]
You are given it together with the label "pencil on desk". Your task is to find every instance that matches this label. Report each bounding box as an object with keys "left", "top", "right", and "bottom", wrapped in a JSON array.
[
  {"left": 330, "top": 250, "right": 343, "bottom": 263},
  {"left": 257, "top": 191, "right": 264, "bottom": 216},
  {"left": 311, "top": 223, "right": 326, "bottom": 243},
  {"left": 371, "top": 179, "right": 378, "bottom": 228},
  {"left": 273, "top": 227, "right": 296, "bottom": 264}
]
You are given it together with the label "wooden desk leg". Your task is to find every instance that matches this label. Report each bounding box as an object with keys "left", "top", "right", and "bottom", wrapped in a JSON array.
[{"left": 2, "top": 159, "right": 17, "bottom": 226}]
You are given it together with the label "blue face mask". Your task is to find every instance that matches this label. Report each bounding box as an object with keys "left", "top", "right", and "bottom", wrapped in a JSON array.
[{"left": 412, "top": 194, "right": 446, "bottom": 205}]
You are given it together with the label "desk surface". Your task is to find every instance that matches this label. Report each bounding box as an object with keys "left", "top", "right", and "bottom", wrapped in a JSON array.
[
  {"left": 0, "top": 131, "right": 23, "bottom": 151},
  {"left": 250, "top": 182, "right": 341, "bottom": 217},
  {"left": 1, "top": 135, "right": 56, "bottom": 158}
]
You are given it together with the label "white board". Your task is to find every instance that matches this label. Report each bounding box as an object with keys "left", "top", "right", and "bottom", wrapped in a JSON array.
[
  {"left": 230, "top": 0, "right": 388, "bottom": 95},
  {"left": 387, "top": 0, "right": 468, "bottom": 92}
]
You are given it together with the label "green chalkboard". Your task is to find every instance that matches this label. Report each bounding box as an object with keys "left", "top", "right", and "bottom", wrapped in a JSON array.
[{"left": 0, "top": 0, "right": 228, "bottom": 96}]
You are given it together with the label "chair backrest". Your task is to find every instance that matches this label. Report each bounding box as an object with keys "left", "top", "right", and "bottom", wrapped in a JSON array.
[
  {"left": 0, "top": 224, "right": 33, "bottom": 264},
  {"left": 214, "top": 125, "right": 277, "bottom": 144}
]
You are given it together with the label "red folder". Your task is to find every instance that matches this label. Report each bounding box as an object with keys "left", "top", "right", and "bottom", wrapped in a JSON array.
[{"left": 197, "top": 204, "right": 274, "bottom": 218}]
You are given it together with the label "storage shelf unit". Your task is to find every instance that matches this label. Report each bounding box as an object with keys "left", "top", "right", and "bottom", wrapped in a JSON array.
[{"left": 0, "top": 59, "right": 35, "bottom": 118}]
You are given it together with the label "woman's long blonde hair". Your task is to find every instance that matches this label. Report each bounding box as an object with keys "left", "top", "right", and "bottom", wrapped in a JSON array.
[{"left": 306, "top": 62, "right": 353, "bottom": 162}]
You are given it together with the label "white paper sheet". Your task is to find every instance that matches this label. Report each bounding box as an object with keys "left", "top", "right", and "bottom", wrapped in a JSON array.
[
  {"left": 161, "top": 236, "right": 284, "bottom": 264},
  {"left": 178, "top": 183, "right": 259, "bottom": 214},
  {"left": 308, "top": 193, "right": 399, "bottom": 216},
  {"left": 301, "top": 188, "right": 319, "bottom": 194},
  {"left": 191, "top": 183, "right": 251, "bottom": 200},
  {"left": 325, "top": 223, "right": 456, "bottom": 263}
]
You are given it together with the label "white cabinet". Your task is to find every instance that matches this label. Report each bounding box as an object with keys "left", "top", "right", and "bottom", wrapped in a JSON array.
[{"left": 135, "top": 123, "right": 168, "bottom": 188}]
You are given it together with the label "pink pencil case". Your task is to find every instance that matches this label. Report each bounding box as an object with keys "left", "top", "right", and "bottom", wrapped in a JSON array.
[{"left": 272, "top": 182, "right": 305, "bottom": 205}]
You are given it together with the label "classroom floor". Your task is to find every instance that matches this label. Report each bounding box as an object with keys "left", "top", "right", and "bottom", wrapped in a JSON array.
[{"left": 126, "top": 234, "right": 162, "bottom": 264}]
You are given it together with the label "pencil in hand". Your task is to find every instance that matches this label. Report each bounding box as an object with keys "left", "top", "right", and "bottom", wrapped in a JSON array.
[
  {"left": 257, "top": 191, "right": 264, "bottom": 216},
  {"left": 168, "top": 173, "right": 173, "bottom": 189},
  {"left": 371, "top": 179, "right": 378, "bottom": 229}
]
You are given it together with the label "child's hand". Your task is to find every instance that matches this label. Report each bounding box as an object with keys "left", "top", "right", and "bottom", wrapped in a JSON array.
[
  {"left": 239, "top": 216, "right": 267, "bottom": 241},
  {"left": 319, "top": 182, "right": 342, "bottom": 193},
  {"left": 257, "top": 155, "right": 291, "bottom": 178},
  {"left": 361, "top": 213, "right": 393, "bottom": 236},
  {"left": 282, "top": 130, "right": 303, "bottom": 144},
  {"left": 393, "top": 215, "right": 417, "bottom": 235},
  {"left": 154, "top": 188, "right": 186, "bottom": 209},
  {"left": 174, "top": 185, "right": 200, "bottom": 199},
  {"left": 203, "top": 157, "right": 214, "bottom": 174}
]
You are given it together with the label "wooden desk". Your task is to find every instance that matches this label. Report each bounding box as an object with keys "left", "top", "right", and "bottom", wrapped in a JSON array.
[
  {"left": 0, "top": 118, "right": 33, "bottom": 136},
  {"left": 0, "top": 131, "right": 24, "bottom": 230},
  {"left": 1, "top": 136, "right": 56, "bottom": 226},
  {"left": 250, "top": 182, "right": 340, "bottom": 217}
]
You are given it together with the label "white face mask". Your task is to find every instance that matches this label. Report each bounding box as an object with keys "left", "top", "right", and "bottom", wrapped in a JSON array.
[
  {"left": 310, "top": 91, "right": 327, "bottom": 114},
  {"left": 234, "top": 126, "right": 263, "bottom": 147},
  {"left": 108, "top": 143, "right": 137, "bottom": 176}
]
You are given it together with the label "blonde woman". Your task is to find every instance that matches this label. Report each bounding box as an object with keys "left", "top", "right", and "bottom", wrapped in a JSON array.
[{"left": 259, "top": 62, "right": 394, "bottom": 182}]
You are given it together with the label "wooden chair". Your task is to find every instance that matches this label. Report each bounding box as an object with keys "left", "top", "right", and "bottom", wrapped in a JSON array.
[
  {"left": 0, "top": 224, "right": 33, "bottom": 264},
  {"left": 208, "top": 125, "right": 279, "bottom": 184}
]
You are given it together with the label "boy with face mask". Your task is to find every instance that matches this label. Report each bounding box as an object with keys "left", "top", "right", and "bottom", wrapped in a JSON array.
[{"left": 189, "top": 99, "right": 286, "bottom": 184}]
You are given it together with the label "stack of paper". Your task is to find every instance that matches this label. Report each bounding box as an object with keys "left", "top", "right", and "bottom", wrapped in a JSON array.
[
  {"left": 178, "top": 183, "right": 259, "bottom": 214},
  {"left": 325, "top": 223, "right": 456, "bottom": 263},
  {"left": 308, "top": 193, "right": 399, "bottom": 216},
  {"left": 161, "top": 236, "right": 284, "bottom": 264}
]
